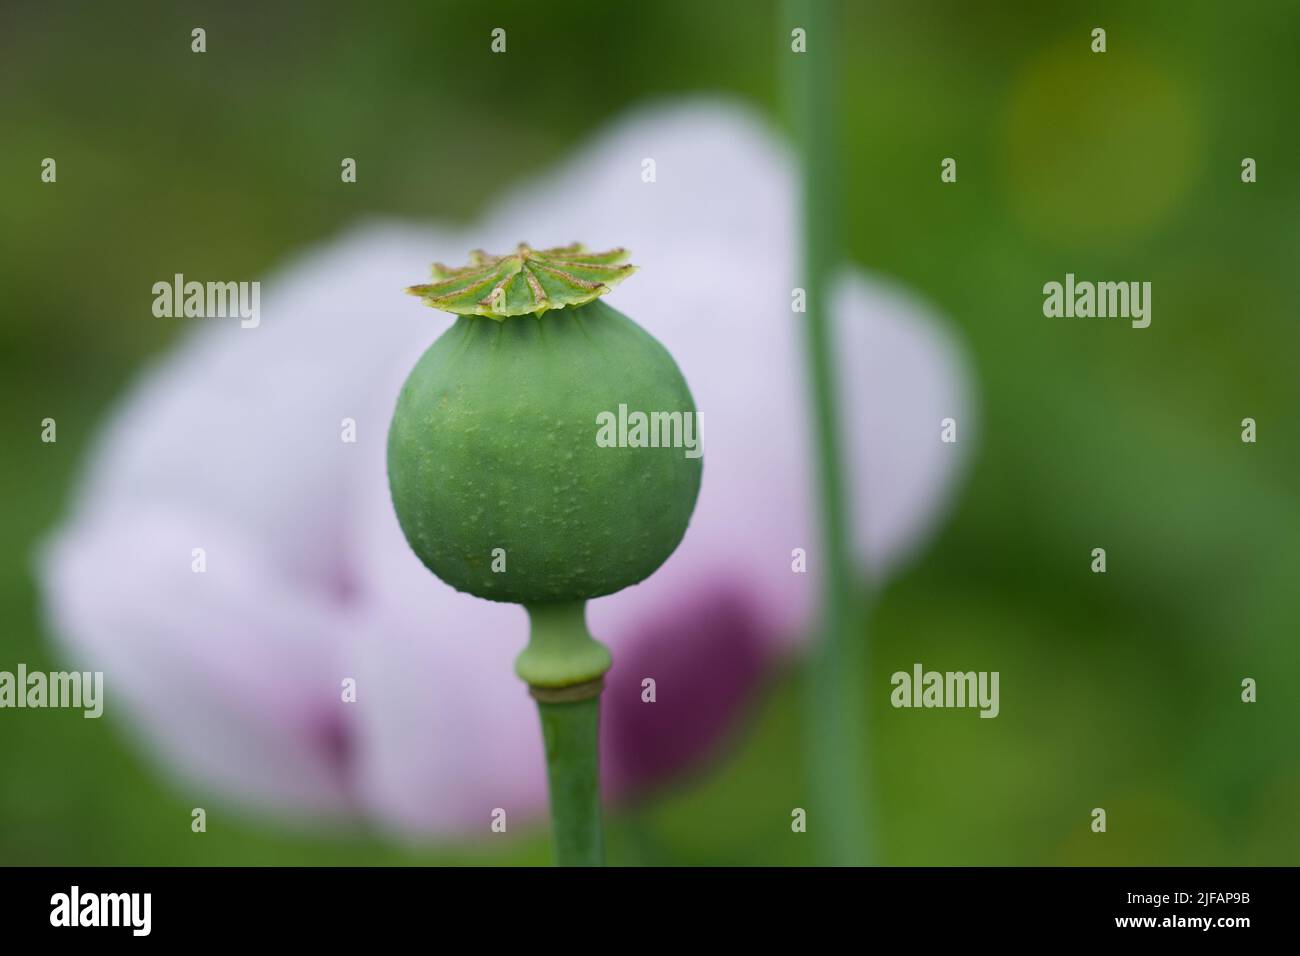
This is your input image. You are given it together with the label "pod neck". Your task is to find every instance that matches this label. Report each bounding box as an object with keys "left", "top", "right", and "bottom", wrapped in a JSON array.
[{"left": 516, "top": 600, "right": 611, "bottom": 697}]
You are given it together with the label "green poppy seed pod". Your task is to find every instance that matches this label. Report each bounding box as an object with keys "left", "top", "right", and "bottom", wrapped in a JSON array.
[
  {"left": 389, "top": 244, "right": 696, "bottom": 864},
  {"left": 388, "top": 243, "right": 702, "bottom": 618}
]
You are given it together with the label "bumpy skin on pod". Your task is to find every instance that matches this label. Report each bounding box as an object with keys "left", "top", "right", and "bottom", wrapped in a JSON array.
[{"left": 387, "top": 299, "right": 702, "bottom": 605}]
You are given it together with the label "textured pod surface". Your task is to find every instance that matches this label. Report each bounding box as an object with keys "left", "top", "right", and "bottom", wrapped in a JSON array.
[{"left": 388, "top": 299, "right": 702, "bottom": 604}]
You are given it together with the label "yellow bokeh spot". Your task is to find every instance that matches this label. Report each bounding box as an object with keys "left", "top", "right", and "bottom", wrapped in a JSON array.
[{"left": 1000, "top": 43, "right": 1202, "bottom": 246}]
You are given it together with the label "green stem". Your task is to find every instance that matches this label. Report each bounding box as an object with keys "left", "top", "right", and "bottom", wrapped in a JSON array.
[
  {"left": 785, "top": 0, "right": 873, "bottom": 865},
  {"left": 520, "top": 601, "right": 610, "bottom": 867},
  {"left": 535, "top": 696, "right": 604, "bottom": 867}
]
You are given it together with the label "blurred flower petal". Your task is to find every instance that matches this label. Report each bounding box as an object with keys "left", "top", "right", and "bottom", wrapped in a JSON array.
[{"left": 38, "top": 99, "right": 973, "bottom": 835}]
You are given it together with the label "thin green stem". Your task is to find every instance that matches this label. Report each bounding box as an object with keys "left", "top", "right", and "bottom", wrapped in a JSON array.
[
  {"left": 784, "top": 0, "right": 873, "bottom": 865},
  {"left": 535, "top": 696, "right": 605, "bottom": 866},
  {"left": 520, "top": 601, "right": 610, "bottom": 867}
]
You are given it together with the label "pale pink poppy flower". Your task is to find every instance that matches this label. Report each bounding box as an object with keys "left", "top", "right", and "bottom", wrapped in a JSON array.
[{"left": 38, "top": 100, "right": 973, "bottom": 838}]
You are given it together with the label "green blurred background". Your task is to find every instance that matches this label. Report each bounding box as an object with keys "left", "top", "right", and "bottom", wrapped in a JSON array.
[{"left": 1, "top": 0, "right": 1296, "bottom": 865}]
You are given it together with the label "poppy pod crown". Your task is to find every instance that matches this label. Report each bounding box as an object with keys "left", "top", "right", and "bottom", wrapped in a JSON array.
[{"left": 406, "top": 243, "right": 637, "bottom": 319}]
